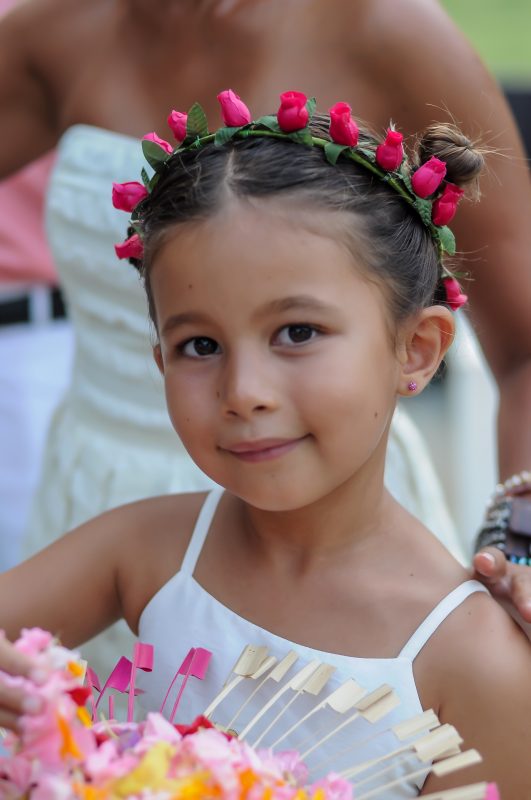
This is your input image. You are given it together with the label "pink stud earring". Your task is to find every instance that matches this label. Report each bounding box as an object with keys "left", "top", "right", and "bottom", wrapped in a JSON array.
[{"left": 408, "top": 381, "right": 418, "bottom": 392}]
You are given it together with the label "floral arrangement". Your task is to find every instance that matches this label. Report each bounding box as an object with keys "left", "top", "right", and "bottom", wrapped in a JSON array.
[
  {"left": 112, "top": 89, "right": 473, "bottom": 311},
  {"left": 0, "top": 629, "right": 499, "bottom": 800}
]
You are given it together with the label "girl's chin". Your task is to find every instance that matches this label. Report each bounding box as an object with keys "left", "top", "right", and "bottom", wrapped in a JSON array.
[{"left": 221, "top": 479, "right": 328, "bottom": 513}]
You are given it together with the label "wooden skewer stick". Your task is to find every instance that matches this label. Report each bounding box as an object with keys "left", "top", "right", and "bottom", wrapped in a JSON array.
[
  {"left": 309, "top": 709, "right": 440, "bottom": 776},
  {"left": 251, "top": 663, "right": 335, "bottom": 748},
  {"left": 393, "top": 709, "right": 441, "bottom": 741},
  {"left": 301, "top": 684, "right": 399, "bottom": 760},
  {"left": 203, "top": 645, "right": 269, "bottom": 719},
  {"left": 342, "top": 723, "right": 462, "bottom": 780},
  {"left": 420, "top": 783, "right": 490, "bottom": 800},
  {"left": 238, "top": 658, "right": 320, "bottom": 740},
  {"left": 223, "top": 655, "right": 278, "bottom": 730},
  {"left": 270, "top": 677, "right": 367, "bottom": 750},
  {"left": 227, "top": 649, "right": 299, "bottom": 734},
  {"left": 354, "top": 749, "right": 482, "bottom": 800},
  {"left": 343, "top": 723, "right": 462, "bottom": 784}
]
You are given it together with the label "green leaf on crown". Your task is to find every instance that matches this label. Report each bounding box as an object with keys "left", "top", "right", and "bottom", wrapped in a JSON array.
[
  {"left": 306, "top": 97, "right": 317, "bottom": 120},
  {"left": 324, "top": 142, "right": 349, "bottom": 165},
  {"left": 186, "top": 102, "right": 209, "bottom": 139},
  {"left": 437, "top": 225, "right": 456, "bottom": 256},
  {"left": 253, "top": 115, "right": 281, "bottom": 132},
  {"left": 140, "top": 167, "right": 150, "bottom": 188},
  {"left": 413, "top": 196, "right": 433, "bottom": 227},
  {"left": 148, "top": 172, "right": 160, "bottom": 193},
  {"left": 214, "top": 126, "right": 241, "bottom": 147},
  {"left": 399, "top": 167, "right": 413, "bottom": 194},
  {"left": 288, "top": 127, "right": 314, "bottom": 147},
  {"left": 142, "top": 139, "right": 172, "bottom": 170},
  {"left": 357, "top": 147, "right": 376, "bottom": 164}
]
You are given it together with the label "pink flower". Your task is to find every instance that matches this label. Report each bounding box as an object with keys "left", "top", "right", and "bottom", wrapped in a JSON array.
[
  {"left": 112, "top": 182, "right": 148, "bottom": 213},
  {"left": 217, "top": 90, "right": 252, "bottom": 127},
  {"left": 142, "top": 132, "right": 173, "bottom": 155},
  {"left": 167, "top": 110, "right": 188, "bottom": 142},
  {"left": 310, "top": 774, "right": 353, "bottom": 800},
  {"left": 411, "top": 156, "right": 447, "bottom": 198},
  {"left": 432, "top": 182, "right": 464, "bottom": 225},
  {"left": 277, "top": 91, "right": 309, "bottom": 132},
  {"left": 375, "top": 129, "right": 404, "bottom": 171},
  {"left": 15, "top": 628, "right": 53, "bottom": 657},
  {"left": 329, "top": 102, "right": 359, "bottom": 147},
  {"left": 114, "top": 234, "right": 144, "bottom": 260},
  {"left": 443, "top": 276, "right": 468, "bottom": 310}
]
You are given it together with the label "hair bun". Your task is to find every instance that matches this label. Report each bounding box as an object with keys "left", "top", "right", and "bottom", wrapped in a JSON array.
[{"left": 417, "top": 123, "right": 485, "bottom": 197}]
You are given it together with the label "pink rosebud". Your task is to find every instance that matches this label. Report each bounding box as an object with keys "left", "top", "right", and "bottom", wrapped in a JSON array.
[
  {"left": 114, "top": 234, "right": 144, "bottom": 261},
  {"left": 431, "top": 182, "right": 464, "bottom": 226},
  {"left": 111, "top": 181, "right": 148, "bottom": 213},
  {"left": 167, "top": 110, "right": 188, "bottom": 142},
  {"left": 443, "top": 276, "right": 467, "bottom": 311},
  {"left": 329, "top": 102, "right": 359, "bottom": 147},
  {"left": 217, "top": 89, "right": 252, "bottom": 127},
  {"left": 277, "top": 91, "right": 309, "bottom": 132},
  {"left": 411, "top": 156, "right": 447, "bottom": 198},
  {"left": 142, "top": 132, "right": 173, "bottom": 155},
  {"left": 375, "top": 129, "right": 404, "bottom": 171}
]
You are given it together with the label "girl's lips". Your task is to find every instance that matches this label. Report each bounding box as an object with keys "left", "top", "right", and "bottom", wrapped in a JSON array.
[{"left": 222, "top": 437, "right": 306, "bottom": 463}]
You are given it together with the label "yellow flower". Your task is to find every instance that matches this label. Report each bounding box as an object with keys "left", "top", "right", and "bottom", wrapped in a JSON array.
[
  {"left": 111, "top": 741, "right": 177, "bottom": 796},
  {"left": 57, "top": 713, "right": 83, "bottom": 760}
]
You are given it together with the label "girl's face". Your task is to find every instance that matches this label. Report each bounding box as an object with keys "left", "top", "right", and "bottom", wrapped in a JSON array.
[{"left": 151, "top": 201, "right": 404, "bottom": 510}]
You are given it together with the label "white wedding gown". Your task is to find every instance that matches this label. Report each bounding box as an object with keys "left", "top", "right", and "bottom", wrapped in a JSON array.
[{"left": 23, "top": 125, "right": 464, "bottom": 680}]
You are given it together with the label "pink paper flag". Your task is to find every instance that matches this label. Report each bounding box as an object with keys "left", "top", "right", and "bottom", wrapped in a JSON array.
[
  {"left": 159, "top": 648, "right": 196, "bottom": 716},
  {"left": 85, "top": 666, "right": 102, "bottom": 720},
  {"left": 169, "top": 647, "right": 212, "bottom": 723},
  {"left": 95, "top": 656, "right": 132, "bottom": 713},
  {"left": 127, "top": 642, "right": 154, "bottom": 722}
]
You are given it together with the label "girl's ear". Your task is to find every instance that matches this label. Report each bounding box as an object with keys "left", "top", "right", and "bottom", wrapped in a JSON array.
[
  {"left": 397, "top": 305, "right": 455, "bottom": 396},
  {"left": 153, "top": 344, "right": 164, "bottom": 375}
]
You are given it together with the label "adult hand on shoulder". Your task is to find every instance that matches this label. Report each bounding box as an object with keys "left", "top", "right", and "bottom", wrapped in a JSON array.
[
  {"left": 0, "top": 633, "right": 44, "bottom": 730},
  {"left": 473, "top": 547, "right": 531, "bottom": 628}
]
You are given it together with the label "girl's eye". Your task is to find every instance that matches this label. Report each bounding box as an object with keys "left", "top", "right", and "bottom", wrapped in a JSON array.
[
  {"left": 180, "top": 337, "right": 220, "bottom": 357},
  {"left": 275, "top": 324, "right": 319, "bottom": 346}
]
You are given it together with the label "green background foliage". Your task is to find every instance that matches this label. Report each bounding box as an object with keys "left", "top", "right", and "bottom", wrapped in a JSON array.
[{"left": 441, "top": 0, "right": 531, "bottom": 82}]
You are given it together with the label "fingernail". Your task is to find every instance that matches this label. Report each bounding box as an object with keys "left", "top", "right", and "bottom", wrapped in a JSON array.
[
  {"left": 29, "top": 668, "right": 48, "bottom": 685},
  {"left": 522, "top": 600, "right": 531, "bottom": 617},
  {"left": 22, "top": 695, "right": 43, "bottom": 715},
  {"left": 481, "top": 553, "right": 496, "bottom": 566}
]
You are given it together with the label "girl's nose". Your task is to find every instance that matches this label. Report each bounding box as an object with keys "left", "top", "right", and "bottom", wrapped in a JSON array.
[{"left": 220, "top": 352, "right": 278, "bottom": 418}]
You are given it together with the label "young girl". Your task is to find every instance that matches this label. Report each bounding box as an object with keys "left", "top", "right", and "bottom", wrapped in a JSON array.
[{"left": 1, "top": 93, "right": 530, "bottom": 797}]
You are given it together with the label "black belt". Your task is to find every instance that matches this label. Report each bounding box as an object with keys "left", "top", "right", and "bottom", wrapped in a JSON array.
[{"left": 0, "top": 286, "right": 67, "bottom": 327}]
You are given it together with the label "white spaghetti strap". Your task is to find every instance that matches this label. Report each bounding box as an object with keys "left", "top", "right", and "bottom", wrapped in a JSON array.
[
  {"left": 399, "top": 580, "right": 490, "bottom": 661},
  {"left": 180, "top": 487, "right": 225, "bottom": 576}
]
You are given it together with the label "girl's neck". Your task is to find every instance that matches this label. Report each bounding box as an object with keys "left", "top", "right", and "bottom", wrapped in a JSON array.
[{"left": 235, "top": 468, "right": 396, "bottom": 574}]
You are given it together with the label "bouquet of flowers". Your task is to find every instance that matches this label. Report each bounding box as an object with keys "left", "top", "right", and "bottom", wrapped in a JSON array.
[{"left": 0, "top": 630, "right": 499, "bottom": 800}]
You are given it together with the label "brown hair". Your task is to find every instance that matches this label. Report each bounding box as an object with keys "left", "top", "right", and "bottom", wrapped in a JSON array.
[{"left": 133, "top": 114, "right": 484, "bottom": 327}]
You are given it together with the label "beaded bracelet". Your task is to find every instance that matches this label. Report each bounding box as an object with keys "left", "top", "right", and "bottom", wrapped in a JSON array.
[
  {"left": 475, "top": 470, "right": 531, "bottom": 565},
  {"left": 487, "top": 469, "right": 531, "bottom": 507}
]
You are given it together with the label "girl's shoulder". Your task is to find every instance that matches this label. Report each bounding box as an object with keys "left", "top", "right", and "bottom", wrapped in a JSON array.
[
  {"left": 417, "top": 591, "right": 531, "bottom": 795},
  {"left": 413, "top": 570, "right": 531, "bottom": 715},
  {"left": 102, "top": 491, "right": 211, "bottom": 634}
]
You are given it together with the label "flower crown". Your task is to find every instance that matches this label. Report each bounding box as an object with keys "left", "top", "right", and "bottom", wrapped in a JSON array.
[{"left": 113, "top": 90, "right": 468, "bottom": 311}]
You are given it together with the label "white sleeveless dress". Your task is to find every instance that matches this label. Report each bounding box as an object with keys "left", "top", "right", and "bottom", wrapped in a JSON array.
[
  {"left": 24, "top": 124, "right": 464, "bottom": 677},
  {"left": 137, "top": 489, "right": 489, "bottom": 798}
]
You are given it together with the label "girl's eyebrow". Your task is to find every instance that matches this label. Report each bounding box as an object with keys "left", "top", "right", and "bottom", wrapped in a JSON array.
[
  {"left": 255, "top": 296, "right": 336, "bottom": 318},
  {"left": 161, "top": 296, "right": 335, "bottom": 337},
  {"left": 161, "top": 311, "right": 210, "bottom": 337}
]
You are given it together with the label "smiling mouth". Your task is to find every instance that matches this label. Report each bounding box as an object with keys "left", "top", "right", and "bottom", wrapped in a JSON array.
[{"left": 221, "top": 436, "right": 307, "bottom": 463}]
